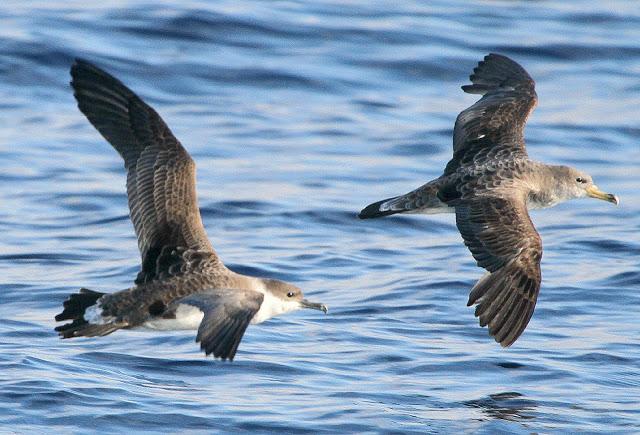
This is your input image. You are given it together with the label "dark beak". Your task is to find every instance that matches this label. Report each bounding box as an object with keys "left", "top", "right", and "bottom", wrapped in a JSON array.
[{"left": 301, "top": 299, "right": 328, "bottom": 314}]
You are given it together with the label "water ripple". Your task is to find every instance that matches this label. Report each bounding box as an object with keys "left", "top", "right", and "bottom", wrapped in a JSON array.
[{"left": 1, "top": 0, "right": 638, "bottom": 433}]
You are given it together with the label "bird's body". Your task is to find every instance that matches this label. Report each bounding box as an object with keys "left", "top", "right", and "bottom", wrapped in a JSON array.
[
  {"left": 55, "top": 60, "right": 326, "bottom": 360},
  {"left": 359, "top": 53, "right": 618, "bottom": 346}
]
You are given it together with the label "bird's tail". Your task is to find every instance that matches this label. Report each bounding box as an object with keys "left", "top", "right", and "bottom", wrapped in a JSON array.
[
  {"left": 358, "top": 182, "right": 446, "bottom": 219},
  {"left": 54, "top": 288, "right": 122, "bottom": 338},
  {"left": 358, "top": 195, "right": 410, "bottom": 219}
]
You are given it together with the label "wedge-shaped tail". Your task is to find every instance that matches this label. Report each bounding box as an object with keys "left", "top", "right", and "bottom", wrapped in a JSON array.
[
  {"left": 358, "top": 182, "right": 445, "bottom": 219},
  {"left": 54, "top": 288, "right": 122, "bottom": 338},
  {"left": 358, "top": 195, "right": 406, "bottom": 219}
]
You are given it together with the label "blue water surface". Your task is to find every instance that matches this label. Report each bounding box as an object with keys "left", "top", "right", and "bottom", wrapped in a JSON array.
[{"left": 1, "top": 1, "right": 639, "bottom": 433}]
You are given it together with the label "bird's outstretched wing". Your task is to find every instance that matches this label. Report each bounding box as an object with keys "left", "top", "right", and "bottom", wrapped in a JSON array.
[
  {"left": 176, "top": 290, "right": 264, "bottom": 360},
  {"left": 454, "top": 195, "right": 542, "bottom": 347},
  {"left": 359, "top": 54, "right": 537, "bottom": 219},
  {"left": 70, "top": 59, "right": 217, "bottom": 284},
  {"left": 444, "top": 53, "right": 537, "bottom": 175}
]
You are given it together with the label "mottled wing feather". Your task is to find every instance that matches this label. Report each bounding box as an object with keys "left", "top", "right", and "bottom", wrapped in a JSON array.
[
  {"left": 445, "top": 53, "right": 537, "bottom": 175},
  {"left": 455, "top": 195, "right": 542, "bottom": 346},
  {"left": 177, "top": 290, "right": 264, "bottom": 360},
  {"left": 70, "top": 59, "right": 215, "bottom": 284}
]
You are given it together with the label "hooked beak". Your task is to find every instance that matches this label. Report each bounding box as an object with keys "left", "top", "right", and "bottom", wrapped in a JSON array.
[
  {"left": 300, "top": 299, "right": 328, "bottom": 314},
  {"left": 586, "top": 185, "right": 619, "bottom": 205}
]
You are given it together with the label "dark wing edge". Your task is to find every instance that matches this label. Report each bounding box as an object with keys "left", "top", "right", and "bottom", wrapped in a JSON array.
[
  {"left": 455, "top": 195, "right": 542, "bottom": 346},
  {"left": 445, "top": 53, "right": 538, "bottom": 175},
  {"left": 70, "top": 59, "right": 216, "bottom": 284},
  {"left": 177, "top": 290, "right": 264, "bottom": 361},
  {"left": 461, "top": 53, "right": 535, "bottom": 97}
]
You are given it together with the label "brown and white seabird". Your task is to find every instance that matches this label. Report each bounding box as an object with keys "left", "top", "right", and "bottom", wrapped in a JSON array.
[
  {"left": 55, "top": 60, "right": 327, "bottom": 360},
  {"left": 359, "top": 53, "right": 618, "bottom": 347}
]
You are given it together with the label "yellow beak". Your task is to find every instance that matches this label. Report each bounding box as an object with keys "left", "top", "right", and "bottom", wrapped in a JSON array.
[{"left": 586, "top": 185, "right": 619, "bottom": 205}]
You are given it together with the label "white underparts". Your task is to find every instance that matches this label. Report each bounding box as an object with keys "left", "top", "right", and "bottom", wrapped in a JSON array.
[{"left": 142, "top": 303, "right": 204, "bottom": 331}]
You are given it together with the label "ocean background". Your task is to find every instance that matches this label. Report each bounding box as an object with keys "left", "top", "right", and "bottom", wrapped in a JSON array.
[{"left": 1, "top": 1, "right": 639, "bottom": 433}]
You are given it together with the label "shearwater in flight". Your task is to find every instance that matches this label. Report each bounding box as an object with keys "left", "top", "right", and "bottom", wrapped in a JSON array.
[
  {"left": 359, "top": 53, "right": 618, "bottom": 346},
  {"left": 55, "top": 59, "right": 327, "bottom": 360}
]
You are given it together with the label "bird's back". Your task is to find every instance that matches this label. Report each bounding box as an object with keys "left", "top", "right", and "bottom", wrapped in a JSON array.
[{"left": 97, "top": 257, "right": 253, "bottom": 326}]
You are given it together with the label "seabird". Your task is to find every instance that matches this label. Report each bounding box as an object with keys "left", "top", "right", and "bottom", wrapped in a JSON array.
[
  {"left": 55, "top": 60, "right": 327, "bottom": 360},
  {"left": 359, "top": 53, "right": 618, "bottom": 347}
]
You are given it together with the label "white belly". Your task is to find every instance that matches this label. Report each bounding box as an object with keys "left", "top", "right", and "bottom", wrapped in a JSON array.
[{"left": 142, "top": 304, "right": 204, "bottom": 331}]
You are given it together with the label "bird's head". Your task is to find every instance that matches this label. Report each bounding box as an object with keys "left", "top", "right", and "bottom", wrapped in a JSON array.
[
  {"left": 556, "top": 166, "right": 619, "bottom": 205},
  {"left": 264, "top": 279, "right": 328, "bottom": 314}
]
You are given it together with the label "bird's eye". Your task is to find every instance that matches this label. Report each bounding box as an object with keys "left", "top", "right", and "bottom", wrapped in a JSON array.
[
  {"left": 287, "top": 292, "right": 295, "bottom": 298},
  {"left": 576, "top": 177, "right": 584, "bottom": 183}
]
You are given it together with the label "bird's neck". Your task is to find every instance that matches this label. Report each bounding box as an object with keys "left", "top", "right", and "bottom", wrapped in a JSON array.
[
  {"left": 525, "top": 163, "right": 566, "bottom": 209},
  {"left": 224, "top": 273, "right": 301, "bottom": 324},
  {"left": 251, "top": 289, "right": 298, "bottom": 324},
  {"left": 225, "top": 270, "right": 267, "bottom": 293}
]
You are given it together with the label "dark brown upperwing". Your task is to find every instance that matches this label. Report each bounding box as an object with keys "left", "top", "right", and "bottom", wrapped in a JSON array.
[
  {"left": 455, "top": 195, "right": 542, "bottom": 346},
  {"left": 71, "top": 59, "right": 216, "bottom": 284},
  {"left": 444, "top": 54, "right": 537, "bottom": 175}
]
